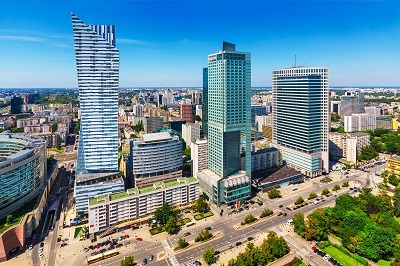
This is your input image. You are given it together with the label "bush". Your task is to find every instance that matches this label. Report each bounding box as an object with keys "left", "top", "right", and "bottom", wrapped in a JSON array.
[
  {"left": 321, "top": 177, "right": 332, "bottom": 183},
  {"left": 267, "top": 188, "right": 281, "bottom": 199},
  {"left": 342, "top": 182, "right": 349, "bottom": 187},
  {"left": 195, "top": 230, "right": 213, "bottom": 242},
  {"left": 241, "top": 214, "right": 257, "bottom": 225},
  {"left": 321, "top": 188, "right": 330, "bottom": 196},
  {"left": 294, "top": 197, "right": 305, "bottom": 205},
  {"left": 177, "top": 238, "right": 189, "bottom": 249},
  {"left": 308, "top": 192, "right": 318, "bottom": 200},
  {"left": 332, "top": 185, "right": 341, "bottom": 191},
  {"left": 260, "top": 208, "right": 273, "bottom": 218}
]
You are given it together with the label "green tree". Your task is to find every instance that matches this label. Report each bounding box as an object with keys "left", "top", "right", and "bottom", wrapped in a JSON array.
[
  {"left": 321, "top": 188, "right": 330, "bottom": 196},
  {"left": 165, "top": 216, "right": 177, "bottom": 234},
  {"left": 294, "top": 197, "right": 304, "bottom": 205},
  {"left": 332, "top": 184, "right": 341, "bottom": 191},
  {"left": 56, "top": 142, "right": 61, "bottom": 150},
  {"left": 74, "top": 120, "right": 80, "bottom": 134},
  {"left": 293, "top": 213, "right": 306, "bottom": 237},
  {"left": 10, "top": 127, "right": 24, "bottom": 133},
  {"left": 154, "top": 202, "right": 176, "bottom": 225},
  {"left": 331, "top": 114, "right": 340, "bottom": 122},
  {"left": 242, "top": 214, "right": 257, "bottom": 225},
  {"left": 195, "top": 230, "right": 213, "bottom": 242},
  {"left": 358, "top": 145, "right": 378, "bottom": 161},
  {"left": 308, "top": 192, "right": 318, "bottom": 200},
  {"left": 6, "top": 214, "right": 13, "bottom": 224},
  {"left": 388, "top": 174, "right": 400, "bottom": 186},
  {"left": 203, "top": 247, "right": 215, "bottom": 265},
  {"left": 337, "top": 126, "right": 345, "bottom": 133},
  {"left": 51, "top": 122, "right": 58, "bottom": 133},
  {"left": 183, "top": 147, "right": 191, "bottom": 159},
  {"left": 267, "top": 188, "right": 281, "bottom": 199},
  {"left": 194, "top": 195, "right": 208, "bottom": 213},
  {"left": 394, "top": 187, "right": 400, "bottom": 217},
  {"left": 260, "top": 208, "right": 273, "bottom": 218},
  {"left": 120, "top": 255, "right": 135, "bottom": 266},
  {"left": 177, "top": 238, "right": 189, "bottom": 249},
  {"left": 147, "top": 219, "right": 152, "bottom": 227},
  {"left": 342, "top": 181, "right": 349, "bottom": 187}
]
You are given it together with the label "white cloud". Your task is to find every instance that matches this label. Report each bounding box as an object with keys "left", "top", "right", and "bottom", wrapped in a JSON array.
[
  {"left": 118, "top": 38, "right": 158, "bottom": 46},
  {"left": 0, "top": 35, "right": 43, "bottom": 42}
]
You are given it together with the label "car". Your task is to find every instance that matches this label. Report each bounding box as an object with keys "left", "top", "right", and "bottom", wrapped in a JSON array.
[
  {"left": 39, "top": 253, "right": 44, "bottom": 258},
  {"left": 239, "top": 207, "right": 244, "bottom": 212},
  {"left": 249, "top": 200, "right": 255, "bottom": 204},
  {"left": 116, "top": 243, "right": 123, "bottom": 248},
  {"left": 279, "top": 205, "right": 284, "bottom": 208},
  {"left": 28, "top": 244, "right": 34, "bottom": 250},
  {"left": 40, "top": 242, "right": 44, "bottom": 247},
  {"left": 244, "top": 205, "right": 249, "bottom": 210},
  {"left": 84, "top": 247, "right": 89, "bottom": 252},
  {"left": 149, "top": 254, "right": 154, "bottom": 261},
  {"left": 228, "top": 244, "right": 234, "bottom": 249},
  {"left": 286, "top": 207, "right": 292, "bottom": 211},
  {"left": 247, "top": 237, "right": 254, "bottom": 241},
  {"left": 184, "top": 232, "right": 191, "bottom": 237},
  {"left": 227, "top": 206, "right": 233, "bottom": 210},
  {"left": 189, "top": 262, "right": 197, "bottom": 266},
  {"left": 283, "top": 213, "right": 288, "bottom": 216},
  {"left": 118, "top": 236, "right": 124, "bottom": 241},
  {"left": 205, "top": 227, "right": 212, "bottom": 230},
  {"left": 257, "top": 202, "right": 263, "bottom": 206},
  {"left": 136, "top": 237, "right": 143, "bottom": 241},
  {"left": 108, "top": 245, "right": 115, "bottom": 250},
  {"left": 100, "top": 248, "right": 106, "bottom": 253},
  {"left": 214, "top": 250, "right": 220, "bottom": 255},
  {"left": 143, "top": 258, "right": 148, "bottom": 265},
  {"left": 125, "top": 234, "right": 130, "bottom": 239},
  {"left": 236, "top": 241, "right": 242, "bottom": 246},
  {"left": 61, "top": 243, "right": 68, "bottom": 247},
  {"left": 124, "top": 241, "right": 130, "bottom": 246},
  {"left": 112, "top": 238, "right": 118, "bottom": 243},
  {"left": 88, "top": 245, "right": 94, "bottom": 250},
  {"left": 39, "top": 247, "right": 43, "bottom": 253},
  {"left": 313, "top": 248, "right": 319, "bottom": 253}
]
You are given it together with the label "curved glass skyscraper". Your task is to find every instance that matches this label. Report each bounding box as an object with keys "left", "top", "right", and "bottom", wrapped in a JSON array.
[{"left": 72, "top": 13, "right": 119, "bottom": 172}]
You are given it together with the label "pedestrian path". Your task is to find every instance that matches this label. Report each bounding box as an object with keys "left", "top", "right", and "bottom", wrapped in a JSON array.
[
  {"left": 161, "top": 239, "right": 180, "bottom": 266},
  {"left": 168, "top": 255, "right": 180, "bottom": 266}
]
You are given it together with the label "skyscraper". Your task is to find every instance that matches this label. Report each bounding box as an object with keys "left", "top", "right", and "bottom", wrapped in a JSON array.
[
  {"left": 198, "top": 41, "right": 251, "bottom": 205},
  {"left": 202, "top": 67, "right": 208, "bottom": 135},
  {"left": 72, "top": 13, "right": 119, "bottom": 172},
  {"left": 72, "top": 14, "right": 124, "bottom": 213},
  {"left": 272, "top": 67, "right": 329, "bottom": 177}
]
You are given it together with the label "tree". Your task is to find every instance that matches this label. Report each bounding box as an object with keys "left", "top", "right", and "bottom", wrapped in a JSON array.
[
  {"left": 183, "top": 147, "right": 191, "bottom": 159},
  {"left": 6, "top": 214, "right": 13, "bottom": 224},
  {"left": 51, "top": 122, "right": 58, "bottom": 133},
  {"left": 308, "top": 192, "right": 318, "bottom": 200},
  {"left": 147, "top": 219, "right": 152, "bottom": 227},
  {"left": 331, "top": 114, "right": 340, "bottom": 122},
  {"left": 165, "top": 216, "right": 177, "bottom": 234},
  {"left": 195, "top": 230, "right": 213, "bottom": 242},
  {"left": 337, "top": 126, "right": 345, "bottom": 133},
  {"left": 358, "top": 145, "right": 378, "bottom": 162},
  {"left": 260, "top": 208, "right": 273, "bottom": 218},
  {"left": 194, "top": 195, "right": 208, "bottom": 213},
  {"left": 293, "top": 213, "right": 306, "bottom": 237},
  {"left": 267, "top": 188, "right": 281, "bottom": 199},
  {"left": 332, "top": 184, "right": 341, "bottom": 191},
  {"left": 154, "top": 202, "right": 176, "bottom": 225},
  {"left": 394, "top": 187, "right": 400, "bottom": 217},
  {"left": 177, "top": 238, "right": 189, "bottom": 249},
  {"left": 388, "top": 174, "right": 400, "bottom": 186},
  {"left": 242, "top": 214, "right": 257, "bottom": 225},
  {"left": 294, "top": 197, "right": 304, "bottom": 205},
  {"left": 321, "top": 188, "right": 330, "bottom": 196},
  {"left": 342, "top": 181, "right": 349, "bottom": 187},
  {"left": 56, "top": 142, "right": 61, "bottom": 150},
  {"left": 74, "top": 119, "right": 80, "bottom": 135},
  {"left": 203, "top": 247, "right": 215, "bottom": 265},
  {"left": 120, "top": 256, "right": 135, "bottom": 266}
]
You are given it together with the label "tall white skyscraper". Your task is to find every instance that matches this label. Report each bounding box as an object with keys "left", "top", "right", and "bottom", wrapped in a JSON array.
[
  {"left": 272, "top": 67, "right": 329, "bottom": 177},
  {"left": 72, "top": 13, "right": 119, "bottom": 172},
  {"left": 72, "top": 14, "right": 124, "bottom": 213}
]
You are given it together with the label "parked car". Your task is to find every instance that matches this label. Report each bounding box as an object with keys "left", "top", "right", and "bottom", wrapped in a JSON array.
[
  {"left": 279, "top": 205, "right": 284, "bottom": 208},
  {"left": 116, "top": 243, "right": 123, "bottom": 248},
  {"left": 184, "top": 232, "right": 191, "bottom": 237},
  {"left": 28, "top": 245, "right": 34, "bottom": 250},
  {"left": 247, "top": 237, "right": 254, "bottom": 241},
  {"left": 143, "top": 258, "right": 147, "bottom": 265},
  {"left": 136, "top": 237, "right": 143, "bottom": 241},
  {"left": 236, "top": 242, "right": 242, "bottom": 246},
  {"left": 205, "top": 227, "right": 211, "bottom": 230},
  {"left": 40, "top": 242, "right": 44, "bottom": 247},
  {"left": 149, "top": 254, "right": 154, "bottom": 261},
  {"left": 214, "top": 250, "right": 220, "bottom": 255},
  {"left": 39, "top": 253, "right": 44, "bottom": 258}
]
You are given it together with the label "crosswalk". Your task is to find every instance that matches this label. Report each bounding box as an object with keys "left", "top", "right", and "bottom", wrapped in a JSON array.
[{"left": 162, "top": 239, "right": 180, "bottom": 266}]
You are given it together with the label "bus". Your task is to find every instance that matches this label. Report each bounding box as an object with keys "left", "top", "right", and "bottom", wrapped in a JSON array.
[
  {"left": 87, "top": 249, "right": 119, "bottom": 264},
  {"left": 186, "top": 221, "right": 196, "bottom": 227}
]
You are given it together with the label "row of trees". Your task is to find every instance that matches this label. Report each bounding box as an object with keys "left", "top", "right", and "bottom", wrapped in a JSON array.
[
  {"left": 363, "top": 128, "right": 400, "bottom": 157},
  {"left": 222, "top": 231, "right": 290, "bottom": 266},
  {"left": 293, "top": 188, "right": 400, "bottom": 262}
]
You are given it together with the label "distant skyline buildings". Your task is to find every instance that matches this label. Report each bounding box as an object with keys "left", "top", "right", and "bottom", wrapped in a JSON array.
[{"left": 2, "top": 1, "right": 400, "bottom": 88}]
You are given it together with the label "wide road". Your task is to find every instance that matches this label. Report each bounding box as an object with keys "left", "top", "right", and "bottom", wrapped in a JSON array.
[{"left": 80, "top": 167, "right": 376, "bottom": 266}]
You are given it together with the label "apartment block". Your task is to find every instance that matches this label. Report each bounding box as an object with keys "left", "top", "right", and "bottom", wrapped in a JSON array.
[
  {"left": 191, "top": 139, "right": 208, "bottom": 178},
  {"left": 329, "top": 132, "right": 370, "bottom": 163},
  {"left": 182, "top": 123, "right": 200, "bottom": 148},
  {"left": 344, "top": 113, "right": 376, "bottom": 132},
  {"left": 88, "top": 177, "right": 199, "bottom": 234},
  {"left": 143, "top": 116, "right": 164, "bottom": 133},
  {"left": 251, "top": 147, "right": 282, "bottom": 172}
]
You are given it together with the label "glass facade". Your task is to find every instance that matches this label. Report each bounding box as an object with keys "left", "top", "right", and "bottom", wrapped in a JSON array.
[
  {"left": 72, "top": 13, "right": 119, "bottom": 173},
  {"left": 272, "top": 67, "right": 329, "bottom": 176},
  {"left": 202, "top": 67, "right": 208, "bottom": 135}
]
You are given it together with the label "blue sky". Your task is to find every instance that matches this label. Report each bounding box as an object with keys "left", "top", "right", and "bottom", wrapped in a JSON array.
[{"left": 1, "top": 0, "right": 400, "bottom": 88}]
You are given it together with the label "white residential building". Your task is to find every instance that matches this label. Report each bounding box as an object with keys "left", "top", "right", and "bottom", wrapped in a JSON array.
[
  {"left": 344, "top": 113, "right": 376, "bottom": 132},
  {"left": 88, "top": 177, "right": 199, "bottom": 234},
  {"left": 191, "top": 139, "right": 208, "bottom": 178},
  {"left": 182, "top": 123, "right": 200, "bottom": 148},
  {"left": 329, "top": 132, "right": 370, "bottom": 163},
  {"left": 364, "top": 106, "right": 381, "bottom": 117},
  {"left": 255, "top": 115, "right": 272, "bottom": 132}
]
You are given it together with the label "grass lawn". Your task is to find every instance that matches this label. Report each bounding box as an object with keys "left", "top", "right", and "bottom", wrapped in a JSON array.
[
  {"left": 322, "top": 246, "right": 360, "bottom": 266},
  {"left": 377, "top": 260, "right": 392, "bottom": 266},
  {"left": 74, "top": 227, "right": 82, "bottom": 238},
  {"left": 149, "top": 218, "right": 191, "bottom": 235},
  {"left": 194, "top": 211, "right": 214, "bottom": 221},
  {"left": 329, "top": 234, "right": 343, "bottom": 243},
  {"left": 0, "top": 197, "right": 38, "bottom": 234}
]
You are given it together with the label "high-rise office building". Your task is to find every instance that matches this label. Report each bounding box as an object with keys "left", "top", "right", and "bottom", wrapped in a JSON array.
[
  {"left": 198, "top": 41, "right": 251, "bottom": 205},
  {"left": 72, "top": 14, "right": 124, "bottom": 213},
  {"left": 340, "top": 90, "right": 365, "bottom": 119},
  {"left": 272, "top": 67, "right": 329, "bottom": 177},
  {"left": 202, "top": 67, "right": 208, "bottom": 135}
]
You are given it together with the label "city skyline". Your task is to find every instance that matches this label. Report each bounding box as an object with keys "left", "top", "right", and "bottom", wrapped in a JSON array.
[{"left": 1, "top": 0, "right": 400, "bottom": 88}]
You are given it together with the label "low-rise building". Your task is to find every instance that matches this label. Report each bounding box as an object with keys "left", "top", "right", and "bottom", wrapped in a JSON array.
[
  {"left": 88, "top": 177, "right": 199, "bottom": 234},
  {"left": 191, "top": 139, "right": 208, "bottom": 178},
  {"left": 388, "top": 156, "right": 400, "bottom": 178},
  {"left": 251, "top": 147, "right": 282, "bottom": 172}
]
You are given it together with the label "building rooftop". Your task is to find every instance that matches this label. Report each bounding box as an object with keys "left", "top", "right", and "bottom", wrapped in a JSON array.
[
  {"left": 142, "top": 132, "right": 172, "bottom": 142},
  {"left": 89, "top": 177, "right": 198, "bottom": 206},
  {"left": 75, "top": 171, "right": 120, "bottom": 184},
  {"left": 253, "top": 166, "right": 302, "bottom": 185}
]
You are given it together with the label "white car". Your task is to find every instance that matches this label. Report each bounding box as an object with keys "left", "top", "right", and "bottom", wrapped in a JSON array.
[
  {"left": 39, "top": 253, "right": 44, "bottom": 258},
  {"left": 28, "top": 245, "right": 33, "bottom": 250},
  {"left": 39, "top": 247, "right": 43, "bottom": 253}
]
